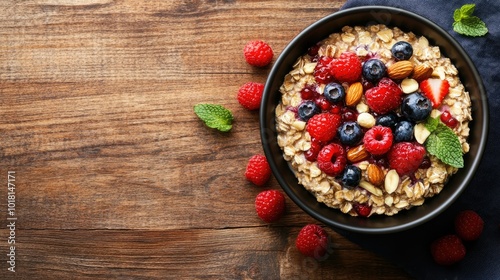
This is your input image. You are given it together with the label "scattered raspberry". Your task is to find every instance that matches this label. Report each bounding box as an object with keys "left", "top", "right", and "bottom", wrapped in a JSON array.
[
  {"left": 255, "top": 190, "right": 286, "bottom": 223},
  {"left": 388, "top": 142, "right": 426, "bottom": 175},
  {"left": 237, "top": 82, "right": 264, "bottom": 110},
  {"left": 306, "top": 113, "right": 342, "bottom": 142},
  {"left": 313, "top": 56, "right": 334, "bottom": 84},
  {"left": 353, "top": 203, "right": 372, "bottom": 217},
  {"left": 317, "top": 143, "right": 346, "bottom": 176},
  {"left": 243, "top": 40, "right": 273, "bottom": 67},
  {"left": 295, "top": 224, "right": 330, "bottom": 260},
  {"left": 365, "top": 77, "right": 403, "bottom": 114},
  {"left": 363, "top": 126, "right": 393, "bottom": 156},
  {"left": 431, "top": 234, "right": 466, "bottom": 265},
  {"left": 329, "top": 52, "right": 362, "bottom": 83},
  {"left": 454, "top": 210, "right": 484, "bottom": 241},
  {"left": 245, "top": 154, "right": 272, "bottom": 186}
]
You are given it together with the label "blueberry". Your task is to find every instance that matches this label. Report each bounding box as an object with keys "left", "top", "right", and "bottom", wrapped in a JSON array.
[
  {"left": 376, "top": 113, "right": 398, "bottom": 128},
  {"left": 401, "top": 93, "right": 432, "bottom": 122},
  {"left": 393, "top": 121, "right": 414, "bottom": 142},
  {"left": 297, "top": 101, "right": 320, "bottom": 121},
  {"left": 362, "top": 59, "right": 387, "bottom": 84},
  {"left": 341, "top": 165, "right": 361, "bottom": 189},
  {"left": 323, "top": 82, "right": 345, "bottom": 103},
  {"left": 391, "top": 41, "right": 413, "bottom": 61},
  {"left": 338, "top": 121, "right": 363, "bottom": 146}
]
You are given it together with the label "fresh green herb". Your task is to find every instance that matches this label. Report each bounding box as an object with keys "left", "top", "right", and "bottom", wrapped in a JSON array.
[
  {"left": 194, "top": 104, "right": 233, "bottom": 132},
  {"left": 452, "top": 4, "right": 488, "bottom": 37},
  {"left": 424, "top": 117, "right": 464, "bottom": 168}
]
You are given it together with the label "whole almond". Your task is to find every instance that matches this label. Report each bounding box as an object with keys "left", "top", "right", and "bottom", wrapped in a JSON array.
[
  {"left": 411, "top": 64, "right": 433, "bottom": 81},
  {"left": 345, "top": 82, "right": 363, "bottom": 106},
  {"left": 367, "top": 164, "right": 384, "bottom": 186},
  {"left": 347, "top": 145, "right": 370, "bottom": 163},
  {"left": 387, "top": 61, "right": 414, "bottom": 80}
]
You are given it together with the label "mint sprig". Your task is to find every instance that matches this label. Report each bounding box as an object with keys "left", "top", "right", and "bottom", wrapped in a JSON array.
[
  {"left": 452, "top": 4, "right": 488, "bottom": 37},
  {"left": 424, "top": 117, "right": 464, "bottom": 168},
  {"left": 194, "top": 104, "right": 233, "bottom": 132}
]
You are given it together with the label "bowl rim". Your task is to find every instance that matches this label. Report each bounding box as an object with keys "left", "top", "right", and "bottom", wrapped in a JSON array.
[{"left": 260, "top": 6, "right": 489, "bottom": 234}]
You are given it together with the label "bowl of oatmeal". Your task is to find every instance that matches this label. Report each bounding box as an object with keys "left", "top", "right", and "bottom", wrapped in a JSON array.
[{"left": 260, "top": 6, "right": 488, "bottom": 233}]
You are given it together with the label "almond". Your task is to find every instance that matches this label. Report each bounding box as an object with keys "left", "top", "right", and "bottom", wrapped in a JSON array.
[
  {"left": 345, "top": 82, "right": 363, "bottom": 107},
  {"left": 384, "top": 169, "right": 400, "bottom": 194},
  {"left": 347, "top": 145, "right": 370, "bottom": 163},
  {"left": 367, "top": 164, "right": 384, "bottom": 186},
  {"left": 387, "top": 61, "right": 413, "bottom": 80},
  {"left": 411, "top": 64, "right": 433, "bottom": 81}
]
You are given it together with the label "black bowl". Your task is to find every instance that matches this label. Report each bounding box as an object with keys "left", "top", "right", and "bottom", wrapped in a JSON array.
[{"left": 260, "top": 6, "right": 488, "bottom": 234}]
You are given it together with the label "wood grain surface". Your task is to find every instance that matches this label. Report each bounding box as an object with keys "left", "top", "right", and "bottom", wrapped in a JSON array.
[{"left": 0, "top": 1, "right": 412, "bottom": 279}]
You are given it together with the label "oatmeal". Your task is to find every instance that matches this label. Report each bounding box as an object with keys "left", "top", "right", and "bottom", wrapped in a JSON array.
[{"left": 275, "top": 24, "right": 471, "bottom": 216}]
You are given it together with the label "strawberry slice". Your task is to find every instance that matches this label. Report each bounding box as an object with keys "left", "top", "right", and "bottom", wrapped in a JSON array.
[{"left": 419, "top": 78, "right": 450, "bottom": 108}]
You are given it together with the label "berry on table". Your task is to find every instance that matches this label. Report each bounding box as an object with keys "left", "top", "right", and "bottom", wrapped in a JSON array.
[
  {"left": 314, "top": 56, "right": 334, "bottom": 84},
  {"left": 243, "top": 40, "right": 273, "bottom": 67},
  {"left": 388, "top": 142, "right": 426, "bottom": 175},
  {"left": 362, "top": 58, "right": 387, "bottom": 84},
  {"left": 329, "top": 52, "right": 363, "bottom": 83},
  {"left": 338, "top": 121, "right": 363, "bottom": 146},
  {"left": 295, "top": 224, "right": 330, "bottom": 260},
  {"left": 430, "top": 234, "right": 466, "bottom": 265},
  {"left": 393, "top": 120, "right": 414, "bottom": 143},
  {"left": 323, "top": 82, "right": 345, "bottom": 104},
  {"left": 401, "top": 92, "right": 432, "bottom": 122},
  {"left": 306, "top": 113, "right": 342, "bottom": 142},
  {"left": 391, "top": 41, "right": 413, "bottom": 61},
  {"left": 237, "top": 82, "right": 265, "bottom": 110},
  {"left": 245, "top": 154, "right": 272, "bottom": 186},
  {"left": 297, "top": 101, "right": 320, "bottom": 121},
  {"left": 255, "top": 190, "right": 286, "bottom": 223},
  {"left": 365, "top": 77, "right": 403, "bottom": 114},
  {"left": 363, "top": 126, "right": 394, "bottom": 156},
  {"left": 420, "top": 78, "right": 450, "bottom": 108},
  {"left": 317, "top": 143, "right": 346, "bottom": 177},
  {"left": 341, "top": 165, "right": 361, "bottom": 189},
  {"left": 454, "top": 210, "right": 484, "bottom": 241}
]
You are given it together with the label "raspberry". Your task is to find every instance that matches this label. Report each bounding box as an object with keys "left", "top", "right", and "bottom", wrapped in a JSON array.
[
  {"left": 329, "top": 52, "right": 362, "bottom": 83},
  {"left": 243, "top": 40, "right": 273, "bottom": 67},
  {"left": 245, "top": 154, "right": 271, "bottom": 186},
  {"left": 255, "top": 190, "right": 286, "bottom": 223},
  {"left": 306, "top": 113, "right": 342, "bottom": 142},
  {"left": 237, "top": 82, "right": 264, "bottom": 110},
  {"left": 365, "top": 77, "right": 403, "bottom": 114},
  {"left": 454, "top": 210, "right": 484, "bottom": 241},
  {"left": 317, "top": 143, "right": 346, "bottom": 177},
  {"left": 313, "top": 56, "right": 334, "bottom": 84},
  {"left": 353, "top": 203, "right": 372, "bottom": 217},
  {"left": 388, "top": 142, "right": 426, "bottom": 175},
  {"left": 304, "top": 139, "right": 322, "bottom": 162},
  {"left": 295, "top": 224, "right": 330, "bottom": 260},
  {"left": 363, "top": 126, "right": 393, "bottom": 156},
  {"left": 431, "top": 234, "right": 466, "bottom": 265}
]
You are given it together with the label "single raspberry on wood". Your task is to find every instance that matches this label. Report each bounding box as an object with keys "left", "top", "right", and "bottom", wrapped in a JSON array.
[
  {"left": 454, "top": 210, "right": 484, "bottom": 241},
  {"left": 431, "top": 234, "right": 466, "bottom": 265},
  {"left": 245, "top": 154, "right": 271, "bottom": 186},
  {"left": 295, "top": 224, "right": 331, "bottom": 260},
  {"left": 243, "top": 40, "right": 274, "bottom": 67},
  {"left": 254, "top": 190, "right": 285, "bottom": 223},
  {"left": 237, "top": 82, "right": 264, "bottom": 110}
]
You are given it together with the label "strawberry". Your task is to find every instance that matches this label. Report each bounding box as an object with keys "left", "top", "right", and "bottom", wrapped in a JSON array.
[
  {"left": 295, "top": 224, "right": 331, "bottom": 260},
  {"left": 365, "top": 77, "right": 403, "bottom": 114},
  {"left": 317, "top": 143, "right": 346, "bottom": 177},
  {"left": 419, "top": 78, "right": 450, "bottom": 108},
  {"left": 243, "top": 40, "right": 274, "bottom": 67},
  {"left": 245, "top": 154, "right": 272, "bottom": 186},
  {"left": 255, "top": 190, "right": 286, "bottom": 223},
  {"left": 329, "top": 52, "right": 362, "bottom": 83},
  {"left": 306, "top": 113, "right": 342, "bottom": 142},
  {"left": 388, "top": 142, "right": 426, "bottom": 175},
  {"left": 454, "top": 210, "right": 484, "bottom": 241},
  {"left": 237, "top": 82, "right": 264, "bottom": 110},
  {"left": 430, "top": 234, "right": 466, "bottom": 265}
]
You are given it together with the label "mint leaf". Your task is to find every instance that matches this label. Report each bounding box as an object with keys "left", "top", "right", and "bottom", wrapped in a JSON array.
[
  {"left": 425, "top": 123, "right": 464, "bottom": 168},
  {"left": 452, "top": 4, "right": 488, "bottom": 37},
  {"left": 194, "top": 104, "right": 233, "bottom": 132},
  {"left": 424, "top": 116, "right": 440, "bottom": 133}
]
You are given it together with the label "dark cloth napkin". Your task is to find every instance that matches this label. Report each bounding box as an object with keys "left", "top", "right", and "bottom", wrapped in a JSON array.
[{"left": 336, "top": 1, "right": 500, "bottom": 279}]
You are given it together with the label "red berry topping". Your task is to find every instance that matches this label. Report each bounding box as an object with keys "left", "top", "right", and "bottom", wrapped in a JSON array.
[
  {"left": 317, "top": 143, "right": 346, "bottom": 176},
  {"left": 245, "top": 154, "right": 272, "bottom": 186},
  {"left": 388, "top": 142, "right": 426, "bottom": 175},
  {"left": 363, "top": 126, "right": 393, "bottom": 156},
  {"left": 315, "top": 96, "right": 332, "bottom": 111},
  {"left": 243, "top": 40, "right": 273, "bottom": 67},
  {"left": 313, "top": 56, "right": 334, "bottom": 84},
  {"left": 237, "top": 82, "right": 264, "bottom": 110},
  {"left": 255, "top": 190, "right": 285, "bottom": 223},
  {"left": 454, "top": 210, "right": 484, "bottom": 241},
  {"left": 295, "top": 224, "right": 330, "bottom": 260},
  {"left": 440, "top": 110, "right": 459, "bottom": 128},
  {"left": 353, "top": 203, "right": 372, "bottom": 217},
  {"left": 300, "top": 84, "right": 318, "bottom": 100},
  {"left": 431, "top": 234, "right": 466, "bottom": 265},
  {"left": 306, "top": 113, "right": 342, "bottom": 142},
  {"left": 304, "top": 139, "right": 322, "bottom": 162},
  {"left": 420, "top": 78, "right": 450, "bottom": 108},
  {"left": 329, "top": 52, "right": 363, "bottom": 83},
  {"left": 365, "top": 77, "right": 403, "bottom": 114}
]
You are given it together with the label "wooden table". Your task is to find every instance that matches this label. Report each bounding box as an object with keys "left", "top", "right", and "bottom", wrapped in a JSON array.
[{"left": 0, "top": 1, "right": 412, "bottom": 279}]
